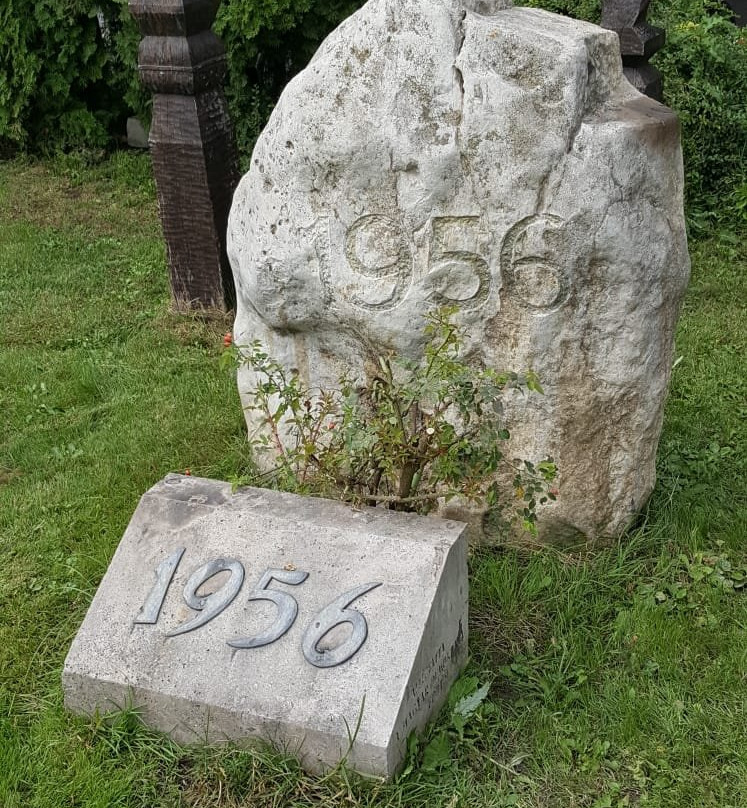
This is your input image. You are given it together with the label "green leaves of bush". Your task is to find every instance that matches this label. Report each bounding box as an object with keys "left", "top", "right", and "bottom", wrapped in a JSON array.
[
  {"left": 228, "top": 307, "right": 557, "bottom": 530},
  {"left": 0, "top": 1, "right": 141, "bottom": 153},
  {"left": 650, "top": 1, "right": 747, "bottom": 231}
]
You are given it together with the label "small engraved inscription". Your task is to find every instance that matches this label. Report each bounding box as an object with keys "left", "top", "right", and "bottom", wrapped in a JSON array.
[
  {"left": 395, "top": 621, "right": 465, "bottom": 743},
  {"left": 344, "top": 214, "right": 413, "bottom": 310},
  {"left": 500, "top": 214, "right": 570, "bottom": 312}
]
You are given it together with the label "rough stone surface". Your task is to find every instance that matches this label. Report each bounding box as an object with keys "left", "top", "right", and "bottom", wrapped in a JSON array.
[
  {"left": 227, "top": 0, "right": 690, "bottom": 543},
  {"left": 63, "top": 474, "right": 468, "bottom": 778},
  {"left": 126, "top": 117, "right": 149, "bottom": 149}
]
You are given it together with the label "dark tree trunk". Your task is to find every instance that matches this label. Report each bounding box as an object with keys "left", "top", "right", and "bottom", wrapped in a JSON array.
[{"left": 601, "top": 0, "right": 665, "bottom": 101}]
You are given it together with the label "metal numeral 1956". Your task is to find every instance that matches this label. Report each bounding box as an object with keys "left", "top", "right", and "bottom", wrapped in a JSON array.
[{"left": 134, "top": 548, "right": 382, "bottom": 668}]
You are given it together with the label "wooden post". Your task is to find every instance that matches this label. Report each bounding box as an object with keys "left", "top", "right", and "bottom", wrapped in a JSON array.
[
  {"left": 129, "top": 0, "right": 239, "bottom": 311},
  {"left": 601, "top": 0, "right": 665, "bottom": 101}
]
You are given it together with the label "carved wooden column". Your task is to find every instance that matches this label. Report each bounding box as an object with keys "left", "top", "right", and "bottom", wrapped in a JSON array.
[
  {"left": 130, "top": 0, "right": 239, "bottom": 311},
  {"left": 601, "top": 0, "right": 665, "bottom": 101}
]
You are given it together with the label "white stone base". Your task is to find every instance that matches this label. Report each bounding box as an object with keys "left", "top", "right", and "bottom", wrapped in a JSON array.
[{"left": 63, "top": 474, "right": 468, "bottom": 778}]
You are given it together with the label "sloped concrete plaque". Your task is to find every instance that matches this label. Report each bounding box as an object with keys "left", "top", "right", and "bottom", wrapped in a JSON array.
[{"left": 63, "top": 474, "right": 468, "bottom": 778}]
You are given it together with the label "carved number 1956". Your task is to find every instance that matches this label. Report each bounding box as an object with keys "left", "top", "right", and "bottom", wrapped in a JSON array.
[{"left": 134, "top": 548, "right": 382, "bottom": 669}]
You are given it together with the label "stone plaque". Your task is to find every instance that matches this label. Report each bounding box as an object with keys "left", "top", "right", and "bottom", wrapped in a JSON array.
[{"left": 63, "top": 474, "right": 468, "bottom": 778}]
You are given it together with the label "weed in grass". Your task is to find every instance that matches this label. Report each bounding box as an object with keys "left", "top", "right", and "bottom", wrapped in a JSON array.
[
  {"left": 637, "top": 541, "right": 747, "bottom": 627},
  {"left": 409, "top": 675, "right": 494, "bottom": 776}
]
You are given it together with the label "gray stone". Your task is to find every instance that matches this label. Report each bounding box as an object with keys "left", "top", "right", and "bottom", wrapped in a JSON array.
[
  {"left": 227, "top": 0, "right": 690, "bottom": 543},
  {"left": 63, "top": 474, "right": 468, "bottom": 778},
  {"left": 721, "top": 0, "right": 746, "bottom": 26},
  {"left": 126, "top": 117, "right": 149, "bottom": 149}
]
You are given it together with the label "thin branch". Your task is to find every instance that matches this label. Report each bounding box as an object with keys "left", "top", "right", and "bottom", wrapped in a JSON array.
[{"left": 358, "top": 492, "right": 440, "bottom": 504}]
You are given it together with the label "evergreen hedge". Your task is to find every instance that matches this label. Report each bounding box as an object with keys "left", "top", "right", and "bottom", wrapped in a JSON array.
[{"left": 0, "top": 1, "right": 136, "bottom": 154}]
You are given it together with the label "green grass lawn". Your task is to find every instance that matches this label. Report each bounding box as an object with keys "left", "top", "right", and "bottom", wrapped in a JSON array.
[{"left": 0, "top": 153, "right": 745, "bottom": 807}]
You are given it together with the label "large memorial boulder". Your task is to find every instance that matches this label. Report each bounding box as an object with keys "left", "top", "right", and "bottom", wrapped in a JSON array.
[{"left": 227, "top": 0, "right": 690, "bottom": 542}]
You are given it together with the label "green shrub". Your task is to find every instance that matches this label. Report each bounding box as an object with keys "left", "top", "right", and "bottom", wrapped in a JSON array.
[
  {"left": 0, "top": 1, "right": 136, "bottom": 153},
  {"left": 224, "top": 307, "right": 557, "bottom": 531},
  {"left": 648, "top": 1, "right": 747, "bottom": 230}
]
